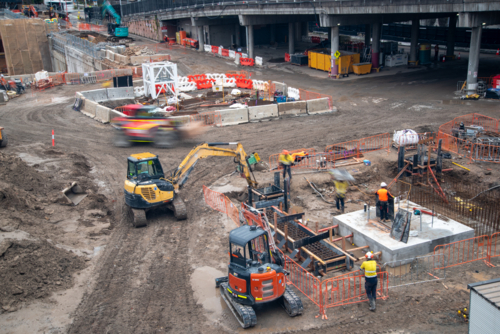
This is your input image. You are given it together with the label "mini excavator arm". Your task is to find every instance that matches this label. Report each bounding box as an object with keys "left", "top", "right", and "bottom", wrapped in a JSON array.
[{"left": 169, "top": 142, "right": 259, "bottom": 190}]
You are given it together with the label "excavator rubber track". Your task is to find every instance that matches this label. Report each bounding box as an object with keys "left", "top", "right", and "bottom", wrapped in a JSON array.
[
  {"left": 281, "top": 288, "right": 304, "bottom": 317},
  {"left": 219, "top": 282, "right": 257, "bottom": 329},
  {"left": 131, "top": 208, "right": 147, "bottom": 228},
  {"left": 170, "top": 196, "right": 187, "bottom": 220}
]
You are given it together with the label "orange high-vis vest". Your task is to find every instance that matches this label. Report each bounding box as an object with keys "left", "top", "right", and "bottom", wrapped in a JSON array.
[{"left": 377, "top": 188, "right": 389, "bottom": 202}]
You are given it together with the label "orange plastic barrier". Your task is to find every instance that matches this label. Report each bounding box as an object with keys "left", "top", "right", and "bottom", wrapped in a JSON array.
[
  {"left": 211, "top": 45, "right": 219, "bottom": 54},
  {"left": 195, "top": 79, "right": 215, "bottom": 90},
  {"left": 236, "top": 78, "right": 253, "bottom": 89},
  {"left": 221, "top": 49, "right": 229, "bottom": 57},
  {"left": 321, "top": 272, "right": 389, "bottom": 312},
  {"left": 188, "top": 74, "right": 207, "bottom": 82},
  {"left": 202, "top": 185, "right": 239, "bottom": 225},
  {"left": 226, "top": 73, "right": 246, "bottom": 80},
  {"left": 434, "top": 235, "right": 489, "bottom": 269},
  {"left": 285, "top": 53, "right": 290, "bottom": 62},
  {"left": 240, "top": 58, "right": 255, "bottom": 66}
]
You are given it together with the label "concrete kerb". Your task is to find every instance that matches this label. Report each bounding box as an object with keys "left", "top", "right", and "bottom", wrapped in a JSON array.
[
  {"left": 95, "top": 105, "right": 112, "bottom": 123},
  {"left": 217, "top": 107, "right": 249, "bottom": 126},
  {"left": 278, "top": 101, "right": 307, "bottom": 117},
  {"left": 248, "top": 104, "right": 278, "bottom": 122},
  {"left": 307, "top": 98, "right": 336, "bottom": 115}
]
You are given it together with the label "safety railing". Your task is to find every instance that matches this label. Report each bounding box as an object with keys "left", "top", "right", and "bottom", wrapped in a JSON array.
[
  {"left": 321, "top": 271, "right": 389, "bottom": 312},
  {"left": 283, "top": 254, "right": 323, "bottom": 311},
  {"left": 202, "top": 185, "right": 240, "bottom": 226},
  {"left": 434, "top": 235, "right": 489, "bottom": 269},
  {"left": 436, "top": 131, "right": 472, "bottom": 157},
  {"left": 438, "top": 113, "right": 499, "bottom": 134},
  {"left": 381, "top": 254, "right": 446, "bottom": 289},
  {"left": 488, "top": 232, "right": 500, "bottom": 263},
  {"left": 470, "top": 142, "right": 500, "bottom": 163}
]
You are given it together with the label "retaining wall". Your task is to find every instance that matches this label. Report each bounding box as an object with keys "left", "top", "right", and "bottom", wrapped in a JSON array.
[
  {"left": 278, "top": 101, "right": 307, "bottom": 117},
  {"left": 248, "top": 104, "right": 278, "bottom": 121},
  {"left": 218, "top": 107, "right": 249, "bottom": 126},
  {"left": 307, "top": 98, "right": 334, "bottom": 115}
]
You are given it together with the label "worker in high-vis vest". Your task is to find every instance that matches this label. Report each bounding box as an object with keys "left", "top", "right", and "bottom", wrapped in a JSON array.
[
  {"left": 279, "top": 150, "right": 294, "bottom": 181},
  {"left": 360, "top": 251, "right": 378, "bottom": 311},
  {"left": 375, "top": 182, "right": 394, "bottom": 223}
]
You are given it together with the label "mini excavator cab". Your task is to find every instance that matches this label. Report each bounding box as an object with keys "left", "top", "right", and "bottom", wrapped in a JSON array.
[
  {"left": 127, "top": 154, "right": 164, "bottom": 181},
  {"left": 217, "top": 225, "right": 303, "bottom": 328}
]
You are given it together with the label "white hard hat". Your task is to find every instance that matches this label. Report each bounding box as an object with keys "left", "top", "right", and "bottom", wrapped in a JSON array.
[
  {"left": 365, "top": 252, "right": 373, "bottom": 259},
  {"left": 380, "top": 182, "right": 387, "bottom": 187}
]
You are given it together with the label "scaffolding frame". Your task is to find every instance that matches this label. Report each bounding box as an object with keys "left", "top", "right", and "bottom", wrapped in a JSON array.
[{"left": 142, "top": 61, "right": 178, "bottom": 101}]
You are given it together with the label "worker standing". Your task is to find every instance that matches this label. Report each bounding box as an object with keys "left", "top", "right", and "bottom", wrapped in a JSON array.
[
  {"left": 333, "top": 179, "right": 348, "bottom": 213},
  {"left": 278, "top": 150, "right": 294, "bottom": 181},
  {"left": 375, "top": 182, "right": 394, "bottom": 222},
  {"left": 360, "top": 252, "right": 378, "bottom": 311}
]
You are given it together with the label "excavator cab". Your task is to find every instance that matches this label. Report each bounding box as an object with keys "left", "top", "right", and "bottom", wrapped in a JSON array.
[
  {"left": 127, "top": 155, "right": 164, "bottom": 181},
  {"left": 217, "top": 225, "right": 303, "bottom": 328}
]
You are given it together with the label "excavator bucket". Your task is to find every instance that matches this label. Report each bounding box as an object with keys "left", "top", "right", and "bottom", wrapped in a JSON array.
[{"left": 61, "top": 182, "right": 87, "bottom": 205}]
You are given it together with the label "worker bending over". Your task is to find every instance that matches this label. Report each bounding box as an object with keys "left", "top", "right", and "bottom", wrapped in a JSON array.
[
  {"left": 333, "top": 179, "right": 348, "bottom": 213},
  {"left": 376, "top": 182, "right": 394, "bottom": 223},
  {"left": 360, "top": 251, "right": 378, "bottom": 311},
  {"left": 278, "top": 150, "right": 294, "bottom": 181}
]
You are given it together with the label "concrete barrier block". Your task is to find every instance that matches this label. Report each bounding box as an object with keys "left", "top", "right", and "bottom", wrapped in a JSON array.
[
  {"left": 114, "top": 53, "right": 130, "bottom": 65},
  {"left": 307, "top": 98, "right": 335, "bottom": 115},
  {"left": 95, "top": 105, "right": 112, "bottom": 123},
  {"left": 106, "top": 50, "right": 115, "bottom": 61},
  {"left": 106, "top": 87, "right": 134, "bottom": 100},
  {"left": 75, "top": 92, "right": 83, "bottom": 99},
  {"left": 272, "top": 81, "right": 288, "bottom": 96},
  {"left": 80, "top": 89, "right": 108, "bottom": 102},
  {"left": 278, "top": 101, "right": 307, "bottom": 117},
  {"left": 218, "top": 108, "right": 249, "bottom": 126},
  {"left": 82, "top": 99, "right": 97, "bottom": 117},
  {"left": 248, "top": 104, "right": 278, "bottom": 121}
]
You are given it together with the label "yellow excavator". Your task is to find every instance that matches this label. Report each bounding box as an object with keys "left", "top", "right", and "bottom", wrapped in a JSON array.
[{"left": 124, "top": 142, "right": 260, "bottom": 227}]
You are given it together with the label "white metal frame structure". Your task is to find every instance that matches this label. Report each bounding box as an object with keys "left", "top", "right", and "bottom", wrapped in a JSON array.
[{"left": 142, "top": 62, "right": 178, "bottom": 101}]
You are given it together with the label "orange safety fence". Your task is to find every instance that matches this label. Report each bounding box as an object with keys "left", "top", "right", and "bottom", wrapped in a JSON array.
[
  {"left": 436, "top": 132, "right": 472, "bottom": 157},
  {"left": 268, "top": 148, "right": 316, "bottom": 171},
  {"left": 321, "top": 271, "right": 389, "bottom": 312},
  {"left": 202, "top": 185, "right": 240, "bottom": 226},
  {"left": 433, "top": 235, "right": 489, "bottom": 269},
  {"left": 283, "top": 253, "right": 323, "bottom": 311},
  {"left": 438, "top": 113, "right": 499, "bottom": 134},
  {"left": 298, "top": 88, "right": 333, "bottom": 110},
  {"left": 49, "top": 74, "right": 65, "bottom": 86},
  {"left": 488, "top": 232, "right": 500, "bottom": 262},
  {"left": 190, "top": 111, "right": 222, "bottom": 126},
  {"left": 94, "top": 69, "right": 116, "bottom": 83},
  {"left": 470, "top": 142, "right": 500, "bottom": 164}
]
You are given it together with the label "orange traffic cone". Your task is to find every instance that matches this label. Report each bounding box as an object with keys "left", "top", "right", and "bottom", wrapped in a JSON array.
[
  {"left": 497, "top": 48, "right": 500, "bottom": 56},
  {"left": 458, "top": 53, "right": 461, "bottom": 60}
]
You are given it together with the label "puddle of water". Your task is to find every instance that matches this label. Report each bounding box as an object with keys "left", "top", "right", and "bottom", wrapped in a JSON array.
[{"left": 190, "top": 266, "right": 227, "bottom": 321}]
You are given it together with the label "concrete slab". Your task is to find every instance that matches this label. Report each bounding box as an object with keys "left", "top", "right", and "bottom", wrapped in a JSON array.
[
  {"left": 306, "top": 98, "right": 334, "bottom": 115},
  {"left": 248, "top": 104, "right": 278, "bottom": 121},
  {"left": 333, "top": 200, "right": 475, "bottom": 264},
  {"left": 278, "top": 101, "right": 307, "bottom": 117},
  {"left": 218, "top": 107, "right": 249, "bottom": 126},
  {"left": 95, "top": 105, "right": 111, "bottom": 123}
]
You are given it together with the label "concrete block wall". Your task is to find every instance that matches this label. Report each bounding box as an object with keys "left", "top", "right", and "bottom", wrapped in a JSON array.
[
  {"left": 248, "top": 104, "right": 278, "bottom": 121},
  {"left": 81, "top": 88, "right": 134, "bottom": 102},
  {"left": 82, "top": 99, "right": 97, "bottom": 118},
  {"left": 306, "top": 98, "right": 333, "bottom": 115},
  {"left": 278, "top": 101, "right": 307, "bottom": 117},
  {"left": 113, "top": 53, "right": 130, "bottom": 65},
  {"left": 95, "top": 105, "right": 112, "bottom": 123},
  {"left": 130, "top": 54, "right": 171, "bottom": 65},
  {"left": 218, "top": 107, "right": 249, "bottom": 126}
]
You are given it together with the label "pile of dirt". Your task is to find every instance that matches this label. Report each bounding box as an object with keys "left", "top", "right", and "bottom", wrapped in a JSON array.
[
  {"left": 0, "top": 239, "right": 86, "bottom": 313},
  {"left": 124, "top": 46, "right": 155, "bottom": 56}
]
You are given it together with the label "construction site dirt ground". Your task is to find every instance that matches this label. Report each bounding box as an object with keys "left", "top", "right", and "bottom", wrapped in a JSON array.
[{"left": 1, "top": 40, "right": 500, "bottom": 333}]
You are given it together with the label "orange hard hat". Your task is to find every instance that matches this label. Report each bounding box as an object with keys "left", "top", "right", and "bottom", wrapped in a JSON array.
[{"left": 282, "top": 150, "right": 289, "bottom": 155}]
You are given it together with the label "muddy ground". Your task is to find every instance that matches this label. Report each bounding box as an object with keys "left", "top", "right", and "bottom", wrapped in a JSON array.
[{"left": 0, "top": 34, "right": 500, "bottom": 334}]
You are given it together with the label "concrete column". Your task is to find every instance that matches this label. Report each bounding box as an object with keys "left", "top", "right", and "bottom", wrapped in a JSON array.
[
  {"left": 466, "top": 26, "right": 482, "bottom": 91},
  {"left": 270, "top": 24, "right": 276, "bottom": 44},
  {"left": 447, "top": 15, "right": 457, "bottom": 57},
  {"left": 235, "top": 24, "right": 241, "bottom": 47},
  {"left": 410, "top": 18, "right": 419, "bottom": 62},
  {"left": 288, "top": 22, "right": 295, "bottom": 54},
  {"left": 248, "top": 25, "right": 254, "bottom": 59},
  {"left": 197, "top": 26, "right": 204, "bottom": 52},
  {"left": 331, "top": 26, "right": 339, "bottom": 76},
  {"left": 365, "top": 24, "right": 371, "bottom": 47},
  {"left": 295, "top": 22, "right": 301, "bottom": 42},
  {"left": 372, "top": 22, "right": 381, "bottom": 69}
]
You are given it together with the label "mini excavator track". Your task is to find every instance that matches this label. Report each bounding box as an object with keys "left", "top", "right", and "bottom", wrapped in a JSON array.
[
  {"left": 281, "top": 288, "right": 304, "bottom": 317},
  {"left": 219, "top": 282, "right": 257, "bottom": 329}
]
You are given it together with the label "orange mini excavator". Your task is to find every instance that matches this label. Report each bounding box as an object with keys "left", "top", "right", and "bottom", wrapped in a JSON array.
[{"left": 215, "top": 206, "right": 303, "bottom": 328}]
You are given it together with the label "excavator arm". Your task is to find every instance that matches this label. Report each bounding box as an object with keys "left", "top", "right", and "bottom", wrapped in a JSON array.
[
  {"left": 169, "top": 142, "right": 258, "bottom": 190},
  {"left": 102, "top": 1, "right": 121, "bottom": 25}
]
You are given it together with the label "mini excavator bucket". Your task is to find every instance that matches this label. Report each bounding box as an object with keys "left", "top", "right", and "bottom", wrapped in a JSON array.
[{"left": 62, "top": 182, "right": 87, "bottom": 205}]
